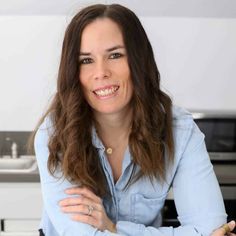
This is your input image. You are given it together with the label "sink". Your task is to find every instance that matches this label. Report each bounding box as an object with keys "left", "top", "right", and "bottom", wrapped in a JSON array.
[{"left": 0, "top": 155, "right": 38, "bottom": 173}]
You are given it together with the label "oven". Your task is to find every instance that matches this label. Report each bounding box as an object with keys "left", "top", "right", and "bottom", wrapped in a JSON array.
[{"left": 163, "top": 111, "right": 236, "bottom": 232}]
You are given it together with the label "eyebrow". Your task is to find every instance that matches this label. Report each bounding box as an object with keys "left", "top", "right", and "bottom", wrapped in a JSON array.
[{"left": 79, "top": 45, "right": 125, "bottom": 56}]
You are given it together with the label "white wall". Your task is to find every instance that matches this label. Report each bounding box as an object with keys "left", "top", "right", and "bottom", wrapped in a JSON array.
[
  {"left": 0, "top": 16, "right": 236, "bottom": 130},
  {"left": 143, "top": 17, "right": 236, "bottom": 111},
  {"left": 0, "top": 16, "right": 67, "bottom": 131}
]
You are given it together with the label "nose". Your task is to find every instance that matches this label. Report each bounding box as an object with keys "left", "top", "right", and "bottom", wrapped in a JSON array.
[{"left": 93, "top": 60, "right": 111, "bottom": 80}]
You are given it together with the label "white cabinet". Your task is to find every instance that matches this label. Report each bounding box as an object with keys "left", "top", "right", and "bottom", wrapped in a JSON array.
[
  {"left": 3, "top": 219, "right": 40, "bottom": 232},
  {"left": 0, "top": 183, "right": 42, "bottom": 234},
  {"left": 0, "top": 231, "right": 39, "bottom": 236},
  {"left": 0, "top": 232, "right": 38, "bottom": 236}
]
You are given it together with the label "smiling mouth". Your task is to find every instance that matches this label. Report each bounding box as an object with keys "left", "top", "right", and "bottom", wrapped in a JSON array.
[{"left": 93, "top": 85, "right": 119, "bottom": 97}]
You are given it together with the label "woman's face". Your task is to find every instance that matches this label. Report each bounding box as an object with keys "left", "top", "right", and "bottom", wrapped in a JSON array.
[{"left": 79, "top": 18, "right": 133, "bottom": 117}]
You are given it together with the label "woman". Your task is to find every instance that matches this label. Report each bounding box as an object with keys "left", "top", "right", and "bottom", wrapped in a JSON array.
[{"left": 34, "top": 4, "right": 234, "bottom": 236}]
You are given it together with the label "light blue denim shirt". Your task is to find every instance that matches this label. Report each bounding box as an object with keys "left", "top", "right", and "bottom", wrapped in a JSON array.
[{"left": 34, "top": 106, "right": 227, "bottom": 236}]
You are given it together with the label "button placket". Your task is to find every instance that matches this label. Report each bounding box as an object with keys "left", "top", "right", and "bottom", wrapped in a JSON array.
[{"left": 99, "top": 150, "right": 118, "bottom": 219}]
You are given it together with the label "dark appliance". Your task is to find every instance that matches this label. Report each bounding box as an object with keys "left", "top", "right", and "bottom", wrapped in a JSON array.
[{"left": 163, "top": 111, "right": 236, "bottom": 233}]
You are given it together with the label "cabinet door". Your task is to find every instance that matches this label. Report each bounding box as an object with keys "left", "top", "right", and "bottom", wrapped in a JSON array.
[
  {"left": 3, "top": 219, "right": 40, "bottom": 232},
  {"left": 0, "top": 183, "right": 42, "bottom": 219},
  {"left": 0, "top": 232, "right": 38, "bottom": 236}
]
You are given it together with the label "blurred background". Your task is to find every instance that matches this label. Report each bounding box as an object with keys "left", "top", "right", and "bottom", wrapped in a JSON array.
[{"left": 0, "top": 0, "right": 235, "bottom": 235}]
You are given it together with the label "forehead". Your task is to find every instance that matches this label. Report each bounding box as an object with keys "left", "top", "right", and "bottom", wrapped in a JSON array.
[{"left": 80, "top": 18, "right": 124, "bottom": 51}]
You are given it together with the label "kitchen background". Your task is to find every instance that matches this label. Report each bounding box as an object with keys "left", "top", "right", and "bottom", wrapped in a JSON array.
[{"left": 0, "top": 0, "right": 236, "bottom": 235}]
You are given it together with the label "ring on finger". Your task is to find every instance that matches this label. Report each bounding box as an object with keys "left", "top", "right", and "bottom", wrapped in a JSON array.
[
  {"left": 222, "top": 223, "right": 231, "bottom": 234},
  {"left": 87, "top": 205, "right": 94, "bottom": 216}
]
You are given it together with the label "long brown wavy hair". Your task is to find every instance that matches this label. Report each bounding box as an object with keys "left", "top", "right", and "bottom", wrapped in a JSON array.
[{"left": 32, "top": 4, "right": 174, "bottom": 197}]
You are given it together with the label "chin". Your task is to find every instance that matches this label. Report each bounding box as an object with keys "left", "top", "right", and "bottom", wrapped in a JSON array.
[
  {"left": 96, "top": 109, "right": 120, "bottom": 115},
  {"left": 93, "top": 105, "right": 126, "bottom": 116}
]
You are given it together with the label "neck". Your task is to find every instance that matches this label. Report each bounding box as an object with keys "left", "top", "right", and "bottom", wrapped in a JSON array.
[{"left": 94, "top": 107, "right": 133, "bottom": 150}]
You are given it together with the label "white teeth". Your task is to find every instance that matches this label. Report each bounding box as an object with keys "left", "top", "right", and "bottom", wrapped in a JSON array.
[{"left": 94, "top": 86, "right": 118, "bottom": 97}]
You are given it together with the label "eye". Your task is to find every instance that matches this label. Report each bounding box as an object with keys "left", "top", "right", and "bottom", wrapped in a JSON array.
[
  {"left": 109, "top": 52, "right": 123, "bottom": 59},
  {"left": 79, "top": 58, "right": 93, "bottom": 65}
]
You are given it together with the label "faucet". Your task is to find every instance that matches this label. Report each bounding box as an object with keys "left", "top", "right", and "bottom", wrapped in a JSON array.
[
  {"left": 5, "top": 137, "right": 18, "bottom": 159},
  {"left": 11, "top": 142, "right": 18, "bottom": 159}
]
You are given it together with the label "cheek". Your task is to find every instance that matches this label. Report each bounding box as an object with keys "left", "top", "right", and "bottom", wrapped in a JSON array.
[
  {"left": 79, "top": 66, "right": 92, "bottom": 85},
  {"left": 124, "top": 73, "right": 133, "bottom": 96},
  {"left": 127, "top": 80, "right": 134, "bottom": 98},
  {"left": 79, "top": 73, "right": 90, "bottom": 91},
  {"left": 78, "top": 77, "right": 92, "bottom": 103},
  {"left": 79, "top": 71, "right": 86, "bottom": 86},
  {"left": 121, "top": 78, "right": 133, "bottom": 100},
  {"left": 123, "top": 68, "right": 132, "bottom": 90}
]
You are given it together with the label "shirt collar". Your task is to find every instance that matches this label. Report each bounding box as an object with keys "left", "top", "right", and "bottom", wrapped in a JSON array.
[{"left": 91, "top": 126, "right": 105, "bottom": 150}]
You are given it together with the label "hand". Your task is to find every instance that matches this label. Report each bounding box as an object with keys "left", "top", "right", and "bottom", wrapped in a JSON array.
[
  {"left": 59, "top": 186, "right": 117, "bottom": 233},
  {"left": 211, "top": 221, "right": 236, "bottom": 236}
]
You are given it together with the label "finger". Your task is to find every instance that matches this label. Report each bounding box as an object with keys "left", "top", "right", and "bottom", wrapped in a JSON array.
[
  {"left": 65, "top": 187, "right": 102, "bottom": 204},
  {"left": 212, "top": 226, "right": 229, "bottom": 236},
  {"left": 59, "top": 196, "right": 95, "bottom": 207},
  {"left": 61, "top": 205, "right": 88, "bottom": 214},
  {"left": 59, "top": 197, "right": 82, "bottom": 206},
  {"left": 214, "top": 221, "right": 236, "bottom": 236},
  {"left": 72, "top": 210, "right": 112, "bottom": 232},
  {"left": 59, "top": 196, "right": 103, "bottom": 211},
  {"left": 65, "top": 187, "right": 101, "bottom": 203},
  {"left": 70, "top": 206, "right": 113, "bottom": 232},
  {"left": 228, "top": 221, "right": 236, "bottom": 231},
  {"left": 216, "top": 227, "right": 228, "bottom": 236}
]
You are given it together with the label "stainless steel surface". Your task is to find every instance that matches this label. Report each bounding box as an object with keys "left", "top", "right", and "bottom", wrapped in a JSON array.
[
  {"left": 191, "top": 110, "right": 236, "bottom": 119},
  {"left": 193, "top": 111, "right": 236, "bottom": 227},
  {"left": 0, "top": 155, "right": 37, "bottom": 173},
  {"left": 209, "top": 152, "right": 236, "bottom": 161},
  {"left": 213, "top": 165, "right": 236, "bottom": 184},
  {"left": 166, "top": 185, "right": 236, "bottom": 200},
  {"left": 221, "top": 186, "right": 236, "bottom": 200},
  {"left": 162, "top": 111, "right": 236, "bottom": 228}
]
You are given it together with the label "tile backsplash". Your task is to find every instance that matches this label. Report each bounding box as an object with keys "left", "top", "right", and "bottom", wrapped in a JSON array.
[{"left": 0, "top": 131, "right": 34, "bottom": 157}]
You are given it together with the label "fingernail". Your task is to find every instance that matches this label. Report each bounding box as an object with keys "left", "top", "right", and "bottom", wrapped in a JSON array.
[{"left": 229, "top": 220, "right": 235, "bottom": 226}]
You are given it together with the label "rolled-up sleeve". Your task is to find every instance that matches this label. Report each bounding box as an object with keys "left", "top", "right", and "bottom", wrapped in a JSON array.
[
  {"left": 34, "top": 118, "right": 124, "bottom": 236},
  {"left": 172, "top": 122, "right": 227, "bottom": 235}
]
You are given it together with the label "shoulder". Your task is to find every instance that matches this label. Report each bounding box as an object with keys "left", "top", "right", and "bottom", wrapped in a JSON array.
[
  {"left": 34, "top": 115, "right": 54, "bottom": 151},
  {"left": 172, "top": 105, "right": 193, "bottom": 128},
  {"left": 171, "top": 105, "right": 203, "bottom": 155}
]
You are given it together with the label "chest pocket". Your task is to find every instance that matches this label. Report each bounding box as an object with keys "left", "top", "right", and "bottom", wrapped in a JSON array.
[{"left": 131, "top": 193, "right": 166, "bottom": 225}]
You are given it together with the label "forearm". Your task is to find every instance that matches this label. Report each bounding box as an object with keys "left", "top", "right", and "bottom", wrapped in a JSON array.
[{"left": 116, "top": 221, "right": 209, "bottom": 236}]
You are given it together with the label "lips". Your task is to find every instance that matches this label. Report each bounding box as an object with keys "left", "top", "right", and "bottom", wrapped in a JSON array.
[{"left": 93, "top": 85, "right": 119, "bottom": 97}]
